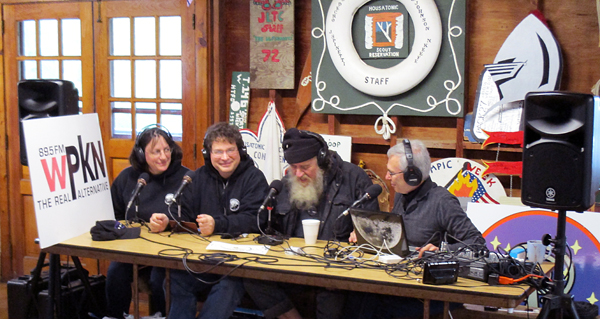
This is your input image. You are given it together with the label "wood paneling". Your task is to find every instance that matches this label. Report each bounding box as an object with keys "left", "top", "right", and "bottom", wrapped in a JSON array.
[{"left": 215, "top": 0, "right": 600, "bottom": 198}]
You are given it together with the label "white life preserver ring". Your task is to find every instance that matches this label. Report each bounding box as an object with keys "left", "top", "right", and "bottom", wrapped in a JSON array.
[{"left": 325, "top": 0, "right": 442, "bottom": 97}]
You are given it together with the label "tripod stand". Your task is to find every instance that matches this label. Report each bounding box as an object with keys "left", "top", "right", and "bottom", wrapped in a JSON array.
[{"left": 537, "top": 209, "right": 579, "bottom": 319}]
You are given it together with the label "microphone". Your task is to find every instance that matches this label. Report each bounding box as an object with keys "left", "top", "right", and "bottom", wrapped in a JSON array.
[
  {"left": 125, "top": 172, "right": 149, "bottom": 220},
  {"left": 259, "top": 180, "right": 284, "bottom": 211},
  {"left": 338, "top": 184, "right": 383, "bottom": 218},
  {"left": 165, "top": 171, "right": 195, "bottom": 205}
]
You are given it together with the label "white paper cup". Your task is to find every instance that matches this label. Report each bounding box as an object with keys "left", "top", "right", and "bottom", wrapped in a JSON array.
[
  {"left": 527, "top": 240, "right": 546, "bottom": 263},
  {"left": 302, "top": 219, "right": 320, "bottom": 245}
]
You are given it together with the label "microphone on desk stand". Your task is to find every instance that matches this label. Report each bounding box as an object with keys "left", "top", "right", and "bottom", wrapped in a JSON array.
[
  {"left": 337, "top": 184, "right": 383, "bottom": 219},
  {"left": 165, "top": 171, "right": 195, "bottom": 218},
  {"left": 257, "top": 180, "right": 284, "bottom": 245},
  {"left": 125, "top": 172, "right": 149, "bottom": 224}
]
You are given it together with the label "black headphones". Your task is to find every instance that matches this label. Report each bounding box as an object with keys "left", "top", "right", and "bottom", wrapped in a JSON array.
[
  {"left": 133, "top": 124, "right": 173, "bottom": 164},
  {"left": 402, "top": 139, "right": 423, "bottom": 186},
  {"left": 301, "top": 130, "right": 329, "bottom": 168},
  {"left": 201, "top": 126, "right": 248, "bottom": 163}
]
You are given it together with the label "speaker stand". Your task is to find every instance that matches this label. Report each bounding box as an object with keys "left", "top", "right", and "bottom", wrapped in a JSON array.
[{"left": 537, "top": 209, "right": 579, "bottom": 319}]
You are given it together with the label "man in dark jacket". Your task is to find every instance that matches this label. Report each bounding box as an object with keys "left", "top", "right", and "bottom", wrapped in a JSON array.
[
  {"left": 149, "top": 122, "right": 269, "bottom": 319},
  {"left": 244, "top": 128, "right": 378, "bottom": 319},
  {"left": 346, "top": 139, "right": 486, "bottom": 319}
]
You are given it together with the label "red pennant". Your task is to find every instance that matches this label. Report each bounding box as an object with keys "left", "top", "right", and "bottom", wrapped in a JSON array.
[
  {"left": 481, "top": 130, "right": 524, "bottom": 148},
  {"left": 482, "top": 160, "right": 523, "bottom": 177}
]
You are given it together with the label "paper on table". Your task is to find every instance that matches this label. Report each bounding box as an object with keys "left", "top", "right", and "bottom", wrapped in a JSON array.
[{"left": 206, "top": 241, "right": 270, "bottom": 255}]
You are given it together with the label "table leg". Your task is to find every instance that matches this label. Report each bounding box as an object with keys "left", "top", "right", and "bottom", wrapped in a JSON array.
[
  {"left": 165, "top": 268, "right": 170, "bottom": 317},
  {"left": 133, "top": 264, "right": 139, "bottom": 319},
  {"left": 423, "top": 299, "right": 430, "bottom": 319},
  {"left": 443, "top": 301, "right": 449, "bottom": 319}
]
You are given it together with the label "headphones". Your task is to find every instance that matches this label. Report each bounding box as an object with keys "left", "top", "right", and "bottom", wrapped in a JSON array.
[
  {"left": 201, "top": 125, "right": 248, "bottom": 163},
  {"left": 402, "top": 139, "right": 422, "bottom": 186},
  {"left": 133, "top": 124, "right": 173, "bottom": 164},
  {"left": 301, "top": 130, "right": 329, "bottom": 168}
]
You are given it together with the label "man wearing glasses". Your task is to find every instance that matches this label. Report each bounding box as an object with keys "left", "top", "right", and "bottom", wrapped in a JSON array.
[
  {"left": 345, "top": 139, "right": 485, "bottom": 319},
  {"left": 149, "top": 122, "right": 269, "bottom": 319}
]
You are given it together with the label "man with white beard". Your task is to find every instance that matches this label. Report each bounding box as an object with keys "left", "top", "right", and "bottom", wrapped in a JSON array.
[{"left": 244, "top": 128, "right": 378, "bottom": 319}]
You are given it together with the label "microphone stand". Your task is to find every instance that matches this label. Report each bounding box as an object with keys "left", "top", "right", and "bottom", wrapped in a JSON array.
[{"left": 256, "top": 198, "right": 284, "bottom": 245}]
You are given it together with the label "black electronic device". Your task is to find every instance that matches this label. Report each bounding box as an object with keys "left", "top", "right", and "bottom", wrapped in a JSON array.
[
  {"left": 422, "top": 261, "right": 459, "bottom": 285},
  {"left": 522, "top": 91, "right": 600, "bottom": 211},
  {"left": 349, "top": 208, "right": 410, "bottom": 257},
  {"left": 18, "top": 79, "right": 79, "bottom": 166}
]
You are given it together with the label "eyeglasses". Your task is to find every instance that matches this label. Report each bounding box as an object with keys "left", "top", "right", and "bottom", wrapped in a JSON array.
[
  {"left": 387, "top": 170, "right": 403, "bottom": 177},
  {"left": 211, "top": 148, "right": 238, "bottom": 156},
  {"left": 149, "top": 147, "right": 171, "bottom": 157}
]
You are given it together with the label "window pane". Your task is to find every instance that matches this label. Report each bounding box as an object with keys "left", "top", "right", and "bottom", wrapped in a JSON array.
[
  {"left": 111, "top": 60, "right": 132, "bottom": 98},
  {"left": 63, "top": 60, "right": 82, "bottom": 97},
  {"left": 40, "top": 60, "right": 59, "bottom": 79},
  {"left": 136, "top": 102, "right": 156, "bottom": 110},
  {"left": 62, "top": 19, "right": 81, "bottom": 56},
  {"left": 160, "top": 114, "right": 182, "bottom": 141},
  {"left": 112, "top": 102, "right": 132, "bottom": 138},
  {"left": 159, "top": 60, "right": 182, "bottom": 99},
  {"left": 110, "top": 17, "right": 131, "bottom": 56},
  {"left": 20, "top": 20, "right": 36, "bottom": 57},
  {"left": 135, "top": 60, "right": 156, "bottom": 98},
  {"left": 78, "top": 100, "right": 83, "bottom": 114},
  {"left": 136, "top": 113, "right": 157, "bottom": 133},
  {"left": 20, "top": 60, "right": 37, "bottom": 79},
  {"left": 39, "top": 19, "right": 59, "bottom": 56},
  {"left": 134, "top": 17, "right": 156, "bottom": 56},
  {"left": 161, "top": 102, "right": 182, "bottom": 111},
  {"left": 159, "top": 16, "right": 181, "bottom": 56}
]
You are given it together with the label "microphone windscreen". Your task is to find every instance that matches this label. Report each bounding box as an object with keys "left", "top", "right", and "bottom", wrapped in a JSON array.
[
  {"left": 366, "top": 184, "right": 383, "bottom": 197},
  {"left": 269, "top": 179, "right": 284, "bottom": 193},
  {"left": 139, "top": 172, "right": 150, "bottom": 184},
  {"left": 183, "top": 170, "right": 195, "bottom": 182}
]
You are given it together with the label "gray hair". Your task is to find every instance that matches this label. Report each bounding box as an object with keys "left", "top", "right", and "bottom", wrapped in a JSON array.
[{"left": 387, "top": 139, "right": 431, "bottom": 180}]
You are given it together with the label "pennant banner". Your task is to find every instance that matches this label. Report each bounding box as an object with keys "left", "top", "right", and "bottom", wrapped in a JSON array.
[
  {"left": 482, "top": 160, "right": 523, "bottom": 177},
  {"left": 482, "top": 129, "right": 524, "bottom": 148}
]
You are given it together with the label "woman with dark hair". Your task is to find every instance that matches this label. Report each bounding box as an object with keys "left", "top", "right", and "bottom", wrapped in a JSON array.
[{"left": 106, "top": 125, "right": 189, "bottom": 318}]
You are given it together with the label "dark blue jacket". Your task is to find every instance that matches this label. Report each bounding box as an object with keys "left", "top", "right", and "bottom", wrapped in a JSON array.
[
  {"left": 111, "top": 159, "right": 189, "bottom": 222},
  {"left": 180, "top": 156, "right": 269, "bottom": 235},
  {"left": 273, "top": 152, "right": 377, "bottom": 241}
]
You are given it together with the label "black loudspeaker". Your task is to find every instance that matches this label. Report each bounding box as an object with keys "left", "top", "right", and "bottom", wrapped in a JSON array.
[
  {"left": 521, "top": 91, "right": 600, "bottom": 211},
  {"left": 18, "top": 80, "right": 79, "bottom": 166}
]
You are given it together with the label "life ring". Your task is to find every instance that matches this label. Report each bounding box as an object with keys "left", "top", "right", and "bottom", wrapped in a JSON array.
[{"left": 325, "top": 0, "right": 442, "bottom": 97}]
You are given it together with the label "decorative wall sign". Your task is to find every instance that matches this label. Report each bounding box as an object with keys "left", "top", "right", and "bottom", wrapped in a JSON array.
[
  {"left": 240, "top": 101, "right": 287, "bottom": 183},
  {"left": 229, "top": 72, "right": 251, "bottom": 129},
  {"left": 250, "top": 0, "right": 295, "bottom": 89},
  {"left": 311, "top": 0, "right": 466, "bottom": 139},
  {"left": 430, "top": 158, "right": 506, "bottom": 205}
]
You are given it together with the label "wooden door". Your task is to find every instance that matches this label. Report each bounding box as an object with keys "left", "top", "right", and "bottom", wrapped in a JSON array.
[
  {"left": 1, "top": 0, "right": 200, "bottom": 279},
  {"left": 3, "top": 2, "right": 95, "bottom": 278}
]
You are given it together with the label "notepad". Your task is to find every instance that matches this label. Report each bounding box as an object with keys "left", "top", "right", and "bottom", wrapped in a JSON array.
[{"left": 206, "top": 241, "right": 270, "bottom": 255}]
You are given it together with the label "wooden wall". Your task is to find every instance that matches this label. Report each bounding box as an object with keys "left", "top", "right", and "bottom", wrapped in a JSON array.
[{"left": 216, "top": 0, "right": 600, "bottom": 200}]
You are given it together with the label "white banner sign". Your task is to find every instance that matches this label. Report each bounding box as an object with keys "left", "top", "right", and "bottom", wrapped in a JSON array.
[{"left": 23, "top": 113, "right": 114, "bottom": 248}]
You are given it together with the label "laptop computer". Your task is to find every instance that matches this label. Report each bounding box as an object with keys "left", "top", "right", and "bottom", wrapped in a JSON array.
[{"left": 349, "top": 208, "right": 410, "bottom": 257}]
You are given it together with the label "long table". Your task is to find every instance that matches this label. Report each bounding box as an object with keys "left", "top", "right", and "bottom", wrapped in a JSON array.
[{"left": 43, "top": 228, "right": 538, "bottom": 319}]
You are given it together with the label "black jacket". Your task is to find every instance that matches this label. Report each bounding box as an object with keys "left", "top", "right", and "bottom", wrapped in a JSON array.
[
  {"left": 180, "top": 156, "right": 269, "bottom": 235},
  {"left": 111, "top": 159, "right": 190, "bottom": 222},
  {"left": 273, "top": 152, "right": 377, "bottom": 241},
  {"left": 392, "top": 177, "right": 486, "bottom": 251}
]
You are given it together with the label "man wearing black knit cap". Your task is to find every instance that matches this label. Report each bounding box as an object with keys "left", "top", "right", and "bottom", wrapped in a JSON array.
[{"left": 244, "top": 128, "right": 378, "bottom": 319}]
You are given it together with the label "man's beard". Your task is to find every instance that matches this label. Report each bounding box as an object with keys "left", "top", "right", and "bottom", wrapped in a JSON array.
[{"left": 287, "top": 169, "right": 324, "bottom": 211}]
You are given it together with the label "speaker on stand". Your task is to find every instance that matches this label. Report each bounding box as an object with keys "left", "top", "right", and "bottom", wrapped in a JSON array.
[
  {"left": 522, "top": 91, "right": 600, "bottom": 319},
  {"left": 18, "top": 79, "right": 79, "bottom": 166}
]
